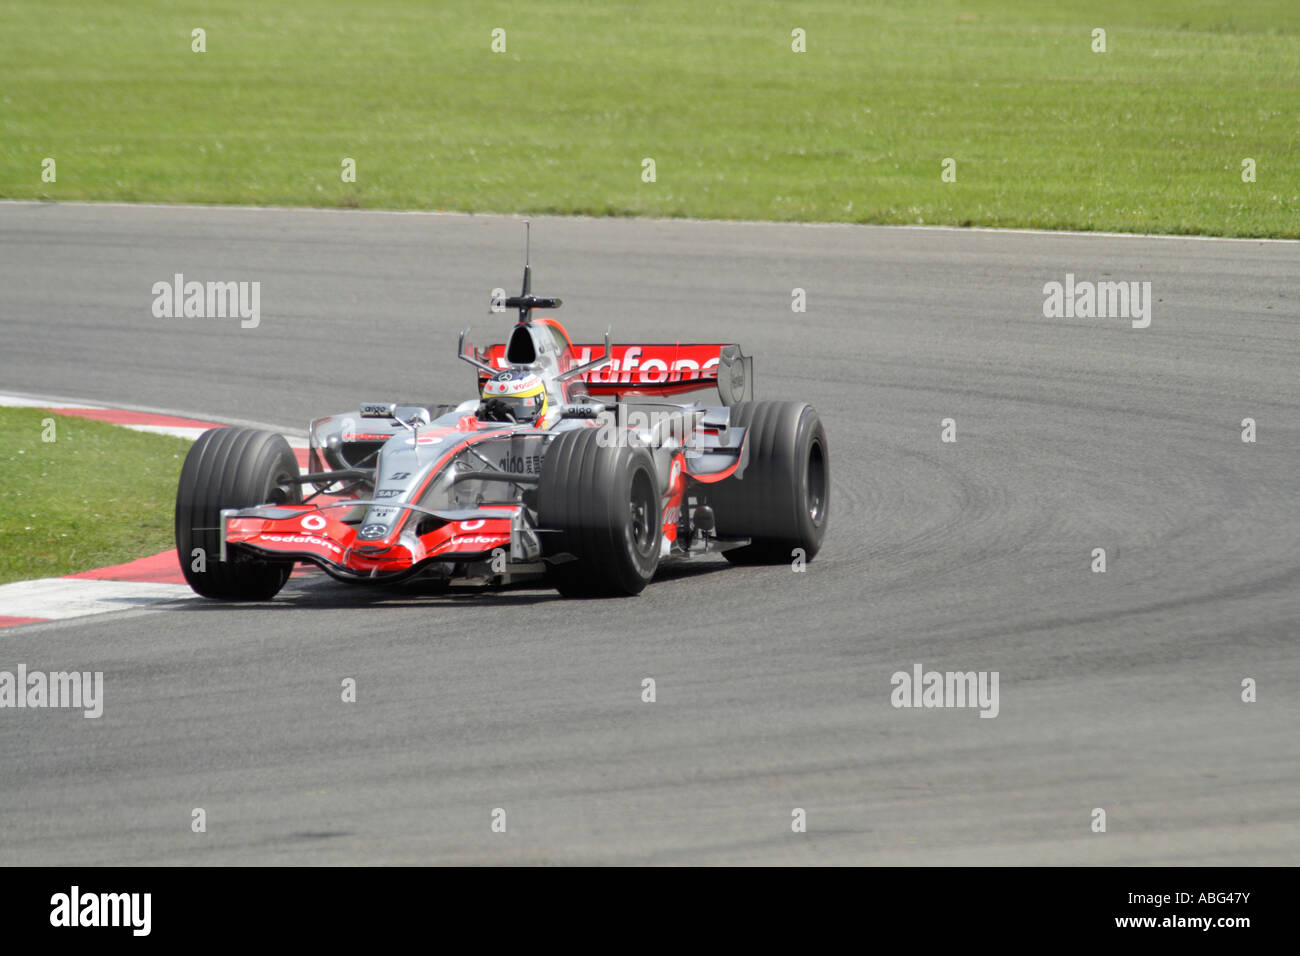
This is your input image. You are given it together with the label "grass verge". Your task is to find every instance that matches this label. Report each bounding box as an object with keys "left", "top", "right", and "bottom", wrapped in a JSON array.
[
  {"left": 0, "top": 1, "right": 1297, "bottom": 235},
  {"left": 0, "top": 408, "right": 190, "bottom": 585}
]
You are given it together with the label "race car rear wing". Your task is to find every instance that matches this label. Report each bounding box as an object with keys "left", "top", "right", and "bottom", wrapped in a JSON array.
[{"left": 478, "top": 343, "right": 753, "bottom": 405}]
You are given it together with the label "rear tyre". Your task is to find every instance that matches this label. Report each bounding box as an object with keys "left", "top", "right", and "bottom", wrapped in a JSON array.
[
  {"left": 709, "top": 401, "right": 829, "bottom": 565},
  {"left": 537, "top": 428, "right": 662, "bottom": 597},
  {"left": 175, "top": 427, "right": 301, "bottom": 600}
]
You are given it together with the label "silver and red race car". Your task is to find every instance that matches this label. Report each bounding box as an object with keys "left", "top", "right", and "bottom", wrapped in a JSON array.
[{"left": 174, "top": 257, "right": 828, "bottom": 598}]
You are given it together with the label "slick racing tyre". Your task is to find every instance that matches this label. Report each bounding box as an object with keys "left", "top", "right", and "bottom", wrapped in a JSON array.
[
  {"left": 537, "top": 427, "right": 662, "bottom": 597},
  {"left": 175, "top": 427, "right": 301, "bottom": 600},
  {"left": 709, "top": 401, "right": 829, "bottom": 565}
]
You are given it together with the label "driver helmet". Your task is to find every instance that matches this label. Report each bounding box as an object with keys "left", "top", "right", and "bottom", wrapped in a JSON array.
[{"left": 480, "top": 370, "right": 549, "bottom": 425}]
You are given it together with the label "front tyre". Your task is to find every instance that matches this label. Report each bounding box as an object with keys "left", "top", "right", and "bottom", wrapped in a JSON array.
[
  {"left": 175, "top": 427, "right": 301, "bottom": 600},
  {"left": 537, "top": 428, "right": 662, "bottom": 597},
  {"left": 710, "top": 401, "right": 829, "bottom": 565}
]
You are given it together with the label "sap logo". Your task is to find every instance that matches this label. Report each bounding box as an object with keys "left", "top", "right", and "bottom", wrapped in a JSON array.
[{"left": 374, "top": 489, "right": 402, "bottom": 499}]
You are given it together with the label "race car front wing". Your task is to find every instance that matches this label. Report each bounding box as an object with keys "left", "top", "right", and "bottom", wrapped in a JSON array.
[{"left": 220, "top": 499, "right": 543, "bottom": 582}]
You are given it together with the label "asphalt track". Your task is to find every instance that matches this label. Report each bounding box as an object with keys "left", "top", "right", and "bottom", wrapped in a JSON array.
[{"left": 0, "top": 202, "right": 1296, "bottom": 864}]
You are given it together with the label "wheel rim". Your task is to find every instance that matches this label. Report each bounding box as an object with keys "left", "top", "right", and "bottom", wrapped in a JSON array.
[
  {"left": 628, "top": 469, "right": 657, "bottom": 557},
  {"left": 265, "top": 466, "right": 299, "bottom": 506},
  {"left": 806, "top": 438, "right": 827, "bottom": 524}
]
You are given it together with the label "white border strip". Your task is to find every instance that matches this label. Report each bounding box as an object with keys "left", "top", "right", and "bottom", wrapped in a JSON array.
[
  {"left": 0, "top": 390, "right": 308, "bottom": 439},
  {"left": 0, "top": 394, "right": 314, "bottom": 626},
  {"left": 0, "top": 577, "right": 194, "bottom": 620}
]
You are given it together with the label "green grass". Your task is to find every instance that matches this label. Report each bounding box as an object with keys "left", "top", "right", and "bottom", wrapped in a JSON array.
[
  {"left": 1, "top": 1, "right": 1297, "bottom": 236},
  {"left": 0, "top": 409, "right": 190, "bottom": 585}
]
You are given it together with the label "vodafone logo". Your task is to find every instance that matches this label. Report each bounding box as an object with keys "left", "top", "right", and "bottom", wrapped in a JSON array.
[
  {"left": 489, "top": 345, "right": 724, "bottom": 386},
  {"left": 260, "top": 533, "right": 343, "bottom": 555},
  {"left": 448, "top": 534, "right": 506, "bottom": 548},
  {"left": 301, "top": 514, "right": 327, "bottom": 531},
  {"left": 459, "top": 519, "right": 486, "bottom": 531},
  {"left": 573, "top": 347, "right": 721, "bottom": 384}
]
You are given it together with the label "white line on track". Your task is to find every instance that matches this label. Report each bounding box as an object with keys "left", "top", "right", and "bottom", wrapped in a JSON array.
[{"left": 2, "top": 199, "right": 1295, "bottom": 244}]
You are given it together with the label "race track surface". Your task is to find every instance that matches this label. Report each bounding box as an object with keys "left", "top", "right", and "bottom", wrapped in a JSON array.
[{"left": 1, "top": 202, "right": 1296, "bottom": 864}]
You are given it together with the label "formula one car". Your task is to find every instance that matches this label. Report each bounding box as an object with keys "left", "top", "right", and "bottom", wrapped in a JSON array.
[{"left": 175, "top": 253, "right": 828, "bottom": 599}]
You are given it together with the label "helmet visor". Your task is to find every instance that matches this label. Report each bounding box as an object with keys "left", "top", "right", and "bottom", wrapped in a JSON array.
[{"left": 492, "top": 390, "right": 544, "bottom": 422}]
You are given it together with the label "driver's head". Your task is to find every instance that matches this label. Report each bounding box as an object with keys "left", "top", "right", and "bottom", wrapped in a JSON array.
[{"left": 480, "top": 370, "right": 548, "bottom": 425}]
